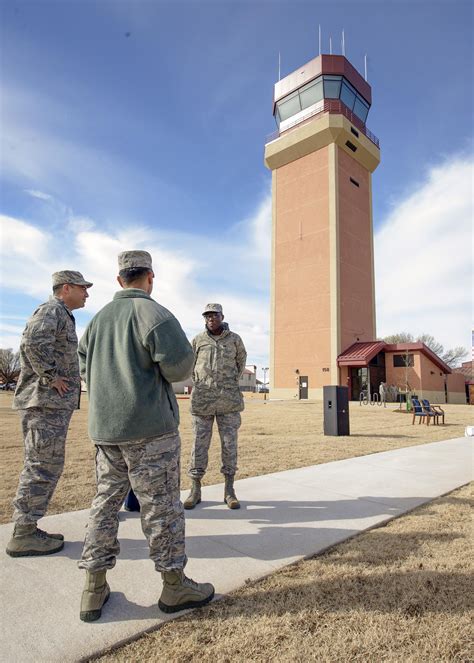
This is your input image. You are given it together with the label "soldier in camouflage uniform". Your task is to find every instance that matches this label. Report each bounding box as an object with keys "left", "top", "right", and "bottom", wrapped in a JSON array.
[
  {"left": 77, "top": 250, "right": 214, "bottom": 622},
  {"left": 6, "top": 270, "right": 93, "bottom": 558},
  {"left": 184, "top": 303, "right": 247, "bottom": 511}
]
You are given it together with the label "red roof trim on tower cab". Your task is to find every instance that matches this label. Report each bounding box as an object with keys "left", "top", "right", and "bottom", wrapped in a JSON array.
[{"left": 273, "top": 54, "right": 371, "bottom": 106}]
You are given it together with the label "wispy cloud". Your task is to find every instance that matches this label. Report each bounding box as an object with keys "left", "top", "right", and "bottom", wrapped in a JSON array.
[
  {"left": 375, "top": 153, "right": 472, "bottom": 352},
  {"left": 24, "top": 189, "right": 54, "bottom": 202},
  {"left": 1, "top": 84, "right": 190, "bottom": 220}
]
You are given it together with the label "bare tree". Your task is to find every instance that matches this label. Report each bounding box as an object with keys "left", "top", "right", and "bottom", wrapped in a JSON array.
[
  {"left": 0, "top": 349, "right": 20, "bottom": 384},
  {"left": 442, "top": 346, "right": 469, "bottom": 368},
  {"left": 417, "top": 333, "right": 444, "bottom": 357},
  {"left": 383, "top": 332, "right": 414, "bottom": 344}
]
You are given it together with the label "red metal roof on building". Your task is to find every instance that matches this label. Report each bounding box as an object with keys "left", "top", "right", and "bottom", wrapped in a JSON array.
[
  {"left": 337, "top": 341, "right": 386, "bottom": 366},
  {"left": 452, "top": 360, "right": 473, "bottom": 381},
  {"left": 337, "top": 341, "right": 453, "bottom": 374}
]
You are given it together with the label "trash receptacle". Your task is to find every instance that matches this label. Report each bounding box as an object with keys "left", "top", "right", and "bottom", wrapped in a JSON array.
[{"left": 323, "top": 386, "right": 350, "bottom": 436}]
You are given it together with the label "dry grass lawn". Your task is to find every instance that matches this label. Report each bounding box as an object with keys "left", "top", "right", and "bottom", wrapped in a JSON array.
[
  {"left": 0, "top": 392, "right": 470, "bottom": 523},
  {"left": 94, "top": 484, "right": 473, "bottom": 663},
  {"left": 1, "top": 392, "right": 472, "bottom": 661}
]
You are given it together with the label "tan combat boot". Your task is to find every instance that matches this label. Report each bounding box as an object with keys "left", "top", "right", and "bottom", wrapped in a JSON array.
[
  {"left": 224, "top": 475, "right": 240, "bottom": 509},
  {"left": 158, "top": 570, "right": 214, "bottom": 613},
  {"left": 80, "top": 570, "right": 110, "bottom": 622},
  {"left": 183, "top": 478, "right": 201, "bottom": 510},
  {"left": 6, "top": 524, "right": 64, "bottom": 557}
]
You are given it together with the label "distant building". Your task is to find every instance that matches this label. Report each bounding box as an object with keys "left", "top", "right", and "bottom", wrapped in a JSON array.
[
  {"left": 239, "top": 365, "right": 258, "bottom": 392},
  {"left": 338, "top": 342, "right": 466, "bottom": 404},
  {"left": 172, "top": 365, "right": 261, "bottom": 395},
  {"left": 452, "top": 360, "right": 473, "bottom": 404}
]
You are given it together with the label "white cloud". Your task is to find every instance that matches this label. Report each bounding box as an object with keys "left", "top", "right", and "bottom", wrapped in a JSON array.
[
  {"left": 4, "top": 151, "right": 470, "bottom": 368},
  {"left": 375, "top": 154, "right": 473, "bottom": 353},
  {"left": 233, "top": 193, "right": 272, "bottom": 262},
  {"left": 0, "top": 196, "right": 272, "bottom": 366}
]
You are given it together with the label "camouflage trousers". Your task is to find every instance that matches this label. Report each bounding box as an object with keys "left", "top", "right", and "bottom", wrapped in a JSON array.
[
  {"left": 79, "top": 431, "right": 186, "bottom": 573},
  {"left": 12, "top": 408, "right": 73, "bottom": 525},
  {"left": 188, "top": 412, "right": 241, "bottom": 479}
]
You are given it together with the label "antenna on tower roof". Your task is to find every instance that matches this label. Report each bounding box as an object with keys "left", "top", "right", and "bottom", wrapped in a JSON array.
[
  {"left": 318, "top": 24, "right": 321, "bottom": 56},
  {"left": 278, "top": 51, "right": 281, "bottom": 81},
  {"left": 342, "top": 29, "right": 345, "bottom": 56},
  {"left": 329, "top": 36, "right": 332, "bottom": 55},
  {"left": 364, "top": 53, "right": 368, "bottom": 81}
]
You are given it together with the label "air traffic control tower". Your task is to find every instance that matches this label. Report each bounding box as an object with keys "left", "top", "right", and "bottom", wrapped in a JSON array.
[{"left": 264, "top": 54, "right": 381, "bottom": 399}]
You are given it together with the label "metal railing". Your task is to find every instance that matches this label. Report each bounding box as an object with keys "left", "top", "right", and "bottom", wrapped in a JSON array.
[{"left": 266, "top": 99, "right": 379, "bottom": 148}]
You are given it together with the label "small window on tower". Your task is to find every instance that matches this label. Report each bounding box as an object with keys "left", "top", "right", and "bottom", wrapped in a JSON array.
[
  {"left": 345, "top": 140, "right": 357, "bottom": 152},
  {"left": 350, "top": 177, "right": 360, "bottom": 188}
]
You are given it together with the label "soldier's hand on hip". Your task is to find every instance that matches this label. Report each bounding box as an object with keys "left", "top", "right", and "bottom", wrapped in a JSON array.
[{"left": 51, "top": 377, "right": 70, "bottom": 396}]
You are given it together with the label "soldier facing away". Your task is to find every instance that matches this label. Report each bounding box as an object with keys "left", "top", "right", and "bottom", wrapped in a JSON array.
[
  {"left": 77, "top": 250, "right": 214, "bottom": 622},
  {"left": 184, "top": 303, "right": 247, "bottom": 510},
  {"left": 6, "top": 270, "right": 93, "bottom": 557}
]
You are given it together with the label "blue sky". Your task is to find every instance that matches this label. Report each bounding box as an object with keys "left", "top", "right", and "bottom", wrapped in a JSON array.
[{"left": 1, "top": 0, "right": 472, "bottom": 375}]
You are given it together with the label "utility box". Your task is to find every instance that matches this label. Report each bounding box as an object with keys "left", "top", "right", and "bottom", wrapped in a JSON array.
[{"left": 323, "top": 386, "right": 350, "bottom": 436}]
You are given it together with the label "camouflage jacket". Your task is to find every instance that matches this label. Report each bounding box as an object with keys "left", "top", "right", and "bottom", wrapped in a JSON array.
[
  {"left": 13, "top": 296, "right": 80, "bottom": 411},
  {"left": 190, "top": 323, "right": 247, "bottom": 415}
]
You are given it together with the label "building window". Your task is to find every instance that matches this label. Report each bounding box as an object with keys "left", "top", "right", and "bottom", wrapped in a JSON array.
[
  {"left": 353, "top": 96, "right": 369, "bottom": 123},
  {"left": 350, "top": 177, "right": 360, "bottom": 187},
  {"left": 323, "top": 75, "right": 342, "bottom": 98},
  {"left": 273, "top": 73, "right": 371, "bottom": 128},
  {"left": 340, "top": 81, "right": 356, "bottom": 111},
  {"left": 277, "top": 90, "right": 302, "bottom": 122},
  {"left": 393, "top": 354, "right": 414, "bottom": 367},
  {"left": 299, "top": 79, "right": 323, "bottom": 108}
]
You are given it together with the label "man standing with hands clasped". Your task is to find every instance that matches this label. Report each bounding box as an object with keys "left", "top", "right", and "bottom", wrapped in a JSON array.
[
  {"left": 184, "top": 303, "right": 247, "bottom": 510},
  {"left": 6, "top": 270, "right": 93, "bottom": 557},
  {"left": 77, "top": 251, "right": 214, "bottom": 622}
]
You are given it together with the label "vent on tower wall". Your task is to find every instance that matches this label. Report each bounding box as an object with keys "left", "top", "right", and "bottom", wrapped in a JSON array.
[
  {"left": 350, "top": 177, "right": 360, "bottom": 188},
  {"left": 345, "top": 140, "right": 357, "bottom": 152},
  {"left": 350, "top": 127, "right": 359, "bottom": 138}
]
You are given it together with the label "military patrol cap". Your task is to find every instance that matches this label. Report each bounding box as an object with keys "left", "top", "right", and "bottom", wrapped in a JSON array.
[
  {"left": 118, "top": 250, "right": 153, "bottom": 270},
  {"left": 52, "top": 270, "right": 93, "bottom": 288},
  {"left": 202, "top": 303, "right": 223, "bottom": 315}
]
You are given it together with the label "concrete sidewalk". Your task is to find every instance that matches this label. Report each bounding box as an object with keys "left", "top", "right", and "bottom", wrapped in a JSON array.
[{"left": 1, "top": 437, "right": 472, "bottom": 663}]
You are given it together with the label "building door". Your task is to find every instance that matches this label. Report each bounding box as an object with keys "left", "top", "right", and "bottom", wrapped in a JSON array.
[
  {"left": 299, "top": 376, "right": 308, "bottom": 399},
  {"left": 350, "top": 367, "right": 368, "bottom": 401}
]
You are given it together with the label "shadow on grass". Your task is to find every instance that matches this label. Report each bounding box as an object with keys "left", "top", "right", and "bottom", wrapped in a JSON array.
[{"left": 205, "top": 567, "right": 474, "bottom": 618}]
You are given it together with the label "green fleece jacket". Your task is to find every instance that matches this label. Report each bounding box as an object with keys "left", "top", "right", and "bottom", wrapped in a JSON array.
[{"left": 78, "top": 288, "right": 194, "bottom": 442}]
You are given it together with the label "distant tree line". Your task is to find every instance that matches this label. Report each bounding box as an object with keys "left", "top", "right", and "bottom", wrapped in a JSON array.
[{"left": 382, "top": 333, "right": 467, "bottom": 368}]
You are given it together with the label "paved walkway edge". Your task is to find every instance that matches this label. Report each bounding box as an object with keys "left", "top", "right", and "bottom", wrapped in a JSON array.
[{"left": 0, "top": 437, "right": 472, "bottom": 663}]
